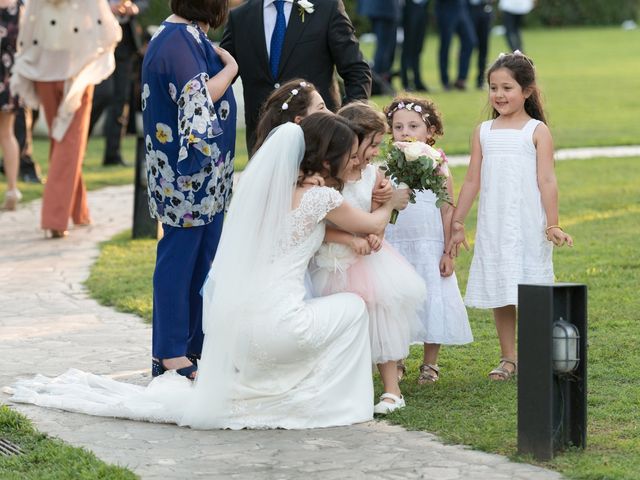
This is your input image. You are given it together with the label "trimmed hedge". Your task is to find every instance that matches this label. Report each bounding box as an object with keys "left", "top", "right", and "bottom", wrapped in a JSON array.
[{"left": 529, "top": 0, "right": 639, "bottom": 26}]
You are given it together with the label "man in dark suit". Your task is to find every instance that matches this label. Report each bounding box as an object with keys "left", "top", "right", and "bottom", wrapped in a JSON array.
[
  {"left": 221, "top": 0, "right": 371, "bottom": 152},
  {"left": 90, "top": 0, "right": 148, "bottom": 166}
]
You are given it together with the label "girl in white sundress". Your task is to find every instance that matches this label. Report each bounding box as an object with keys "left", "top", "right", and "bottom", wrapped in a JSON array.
[
  {"left": 310, "top": 102, "right": 427, "bottom": 415},
  {"left": 448, "top": 51, "right": 573, "bottom": 381},
  {"left": 383, "top": 96, "right": 473, "bottom": 386}
]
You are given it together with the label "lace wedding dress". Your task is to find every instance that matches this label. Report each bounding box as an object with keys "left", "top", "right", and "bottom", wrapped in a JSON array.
[{"left": 8, "top": 182, "right": 374, "bottom": 429}]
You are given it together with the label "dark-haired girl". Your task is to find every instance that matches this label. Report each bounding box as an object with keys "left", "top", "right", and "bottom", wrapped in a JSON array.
[{"left": 448, "top": 51, "right": 573, "bottom": 381}]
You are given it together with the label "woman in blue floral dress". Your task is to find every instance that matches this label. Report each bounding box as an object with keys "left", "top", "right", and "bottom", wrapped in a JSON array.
[{"left": 142, "top": 0, "right": 237, "bottom": 379}]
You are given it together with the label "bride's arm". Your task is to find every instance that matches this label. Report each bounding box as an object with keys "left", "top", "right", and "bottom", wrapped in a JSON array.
[{"left": 325, "top": 188, "right": 409, "bottom": 235}]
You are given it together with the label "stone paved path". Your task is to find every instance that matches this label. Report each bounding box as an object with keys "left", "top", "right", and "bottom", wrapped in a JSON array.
[{"left": 0, "top": 185, "right": 567, "bottom": 479}]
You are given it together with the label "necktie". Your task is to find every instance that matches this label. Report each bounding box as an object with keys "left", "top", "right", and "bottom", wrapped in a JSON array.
[{"left": 269, "top": 0, "right": 286, "bottom": 79}]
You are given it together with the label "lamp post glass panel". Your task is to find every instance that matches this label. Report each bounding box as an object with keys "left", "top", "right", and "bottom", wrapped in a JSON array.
[{"left": 552, "top": 319, "right": 580, "bottom": 374}]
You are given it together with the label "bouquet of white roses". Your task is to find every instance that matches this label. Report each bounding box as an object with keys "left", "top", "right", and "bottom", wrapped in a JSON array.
[{"left": 377, "top": 138, "right": 452, "bottom": 223}]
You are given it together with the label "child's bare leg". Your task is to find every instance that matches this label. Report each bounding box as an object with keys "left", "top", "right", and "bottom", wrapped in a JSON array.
[
  {"left": 0, "top": 112, "right": 19, "bottom": 191},
  {"left": 490, "top": 305, "right": 517, "bottom": 379},
  {"left": 378, "top": 360, "right": 402, "bottom": 401},
  {"left": 423, "top": 343, "right": 441, "bottom": 365}
]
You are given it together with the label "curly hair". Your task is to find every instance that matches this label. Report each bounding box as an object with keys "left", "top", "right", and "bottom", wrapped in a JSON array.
[
  {"left": 253, "top": 79, "right": 318, "bottom": 154},
  {"left": 299, "top": 112, "right": 356, "bottom": 191},
  {"left": 383, "top": 95, "right": 444, "bottom": 146}
]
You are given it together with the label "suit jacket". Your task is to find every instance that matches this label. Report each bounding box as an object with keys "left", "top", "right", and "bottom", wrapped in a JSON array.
[{"left": 221, "top": 0, "right": 371, "bottom": 151}]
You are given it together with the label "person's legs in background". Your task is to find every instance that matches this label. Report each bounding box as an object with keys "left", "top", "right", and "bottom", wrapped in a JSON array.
[
  {"left": 0, "top": 110, "right": 20, "bottom": 210},
  {"left": 401, "top": 0, "right": 429, "bottom": 92},
  {"left": 102, "top": 41, "right": 136, "bottom": 166},
  {"left": 453, "top": 3, "right": 477, "bottom": 90},
  {"left": 15, "top": 107, "right": 43, "bottom": 184},
  {"left": 435, "top": 0, "right": 458, "bottom": 89},
  {"left": 502, "top": 11, "right": 523, "bottom": 52},
  {"left": 371, "top": 16, "right": 398, "bottom": 87},
  {"left": 469, "top": 1, "right": 493, "bottom": 88},
  {"left": 35, "top": 81, "right": 94, "bottom": 235}
]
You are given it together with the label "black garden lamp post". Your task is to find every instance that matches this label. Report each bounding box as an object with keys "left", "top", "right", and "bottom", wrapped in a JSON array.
[{"left": 517, "top": 283, "right": 588, "bottom": 461}]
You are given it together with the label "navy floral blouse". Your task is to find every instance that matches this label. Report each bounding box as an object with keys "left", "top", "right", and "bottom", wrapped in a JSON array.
[{"left": 142, "top": 21, "right": 236, "bottom": 227}]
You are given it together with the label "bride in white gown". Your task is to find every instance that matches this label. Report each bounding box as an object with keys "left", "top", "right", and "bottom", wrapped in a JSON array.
[{"left": 7, "top": 115, "right": 409, "bottom": 429}]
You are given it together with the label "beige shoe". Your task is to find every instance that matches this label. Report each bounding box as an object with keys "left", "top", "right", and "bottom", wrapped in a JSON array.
[
  {"left": 417, "top": 364, "right": 440, "bottom": 384},
  {"left": 488, "top": 358, "right": 517, "bottom": 381},
  {"left": 2, "top": 189, "right": 22, "bottom": 211}
]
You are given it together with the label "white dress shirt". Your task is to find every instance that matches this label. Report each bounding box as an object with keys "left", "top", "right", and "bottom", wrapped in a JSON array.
[{"left": 263, "top": 0, "right": 294, "bottom": 58}]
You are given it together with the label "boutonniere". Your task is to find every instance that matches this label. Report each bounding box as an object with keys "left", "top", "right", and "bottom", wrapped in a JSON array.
[{"left": 297, "top": 0, "right": 314, "bottom": 22}]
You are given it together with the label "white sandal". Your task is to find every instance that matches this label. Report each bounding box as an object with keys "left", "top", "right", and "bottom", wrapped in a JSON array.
[{"left": 373, "top": 392, "right": 406, "bottom": 415}]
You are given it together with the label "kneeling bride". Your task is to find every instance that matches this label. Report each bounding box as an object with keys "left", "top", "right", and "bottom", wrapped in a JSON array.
[{"left": 7, "top": 114, "right": 409, "bottom": 429}]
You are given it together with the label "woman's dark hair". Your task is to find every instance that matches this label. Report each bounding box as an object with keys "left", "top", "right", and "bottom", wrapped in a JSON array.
[
  {"left": 253, "top": 79, "right": 318, "bottom": 154},
  {"left": 383, "top": 95, "right": 444, "bottom": 146},
  {"left": 486, "top": 53, "right": 547, "bottom": 124},
  {"left": 299, "top": 112, "right": 356, "bottom": 191},
  {"left": 170, "top": 0, "right": 228, "bottom": 30}
]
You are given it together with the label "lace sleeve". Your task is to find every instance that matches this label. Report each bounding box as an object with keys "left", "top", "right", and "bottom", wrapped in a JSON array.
[{"left": 305, "top": 187, "right": 343, "bottom": 223}]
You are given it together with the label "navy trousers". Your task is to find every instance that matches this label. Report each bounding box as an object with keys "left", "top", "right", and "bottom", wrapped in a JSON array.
[
  {"left": 469, "top": 2, "right": 494, "bottom": 87},
  {"left": 401, "top": 0, "right": 429, "bottom": 90},
  {"left": 371, "top": 17, "right": 398, "bottom": 79},
  {"left": 435, "top": 0, "right": 477, "bottom": 87},
  {"left": 503, "top": 11, "right": 524, "bottom": 52},
  {"left": 152, "top": 214, "right": 224, "bottom": 359}
]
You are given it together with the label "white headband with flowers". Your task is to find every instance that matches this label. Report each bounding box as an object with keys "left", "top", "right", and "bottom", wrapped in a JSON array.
[
  {"left": 497, "top": 49, "right": 535, "bottom": 68},
  {"left": 281, "top": 81, "right": 309, "bottom": 111},
  {"left": 386, "top": 101, "right": 430, "bottom": 124}
]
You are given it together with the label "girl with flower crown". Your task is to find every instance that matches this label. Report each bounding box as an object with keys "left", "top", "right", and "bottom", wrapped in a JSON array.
[
  {"left": 383, "top": 95, "right": 473, "bottom": 386},
  {"left": 252, "top": 78, "right": 326, "bottom": 154},
  {"left": 447, "top": 52, "right": 573, "bottom": 381}
]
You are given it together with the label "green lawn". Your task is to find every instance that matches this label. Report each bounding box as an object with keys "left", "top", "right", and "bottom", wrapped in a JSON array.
[{"left": 0, "top": 406, "right": 137, "bottom": 480}]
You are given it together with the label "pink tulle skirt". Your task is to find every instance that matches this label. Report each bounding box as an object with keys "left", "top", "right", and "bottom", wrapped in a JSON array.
[{"left": 310, "top": 241, "right": 427, "bottom": 363}]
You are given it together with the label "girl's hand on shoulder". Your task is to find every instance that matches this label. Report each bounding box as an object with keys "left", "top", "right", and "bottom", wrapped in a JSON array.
[
  {"left": 372, "top": 178, "right": 393, "bottom": 204},
  {"left": 439, "top": 253, "right": 454, "bottom": 277},
  {"left": 349, "top": 236, "right": 372, "bottom": 256},
  {"left": 547, "top": 227, "right": 574, "bottom": 247},
  {"left": 366, "top": 233, "right": 382, "bottom": 252},
  {"left": 214, "top": 46, "right": 238, "bottom": 73}
]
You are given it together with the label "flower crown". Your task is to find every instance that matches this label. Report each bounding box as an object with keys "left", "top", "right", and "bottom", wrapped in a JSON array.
[
  {"left": 281, "top": 81, "right": 309, "bottom": 111},
  {"left": 497, "top": 49, "right": 535, "bottom": 69},
  {"left": 386, "top": 101, "right": 430, "bottom": 124}
]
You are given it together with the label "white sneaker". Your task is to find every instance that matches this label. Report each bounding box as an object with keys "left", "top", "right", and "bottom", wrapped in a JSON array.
[{"left": 373, "top": 392, "right": 405, "bottom": 414}]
